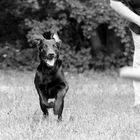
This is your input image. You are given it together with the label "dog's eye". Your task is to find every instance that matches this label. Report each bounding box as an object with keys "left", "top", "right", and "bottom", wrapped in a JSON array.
[
  {"left": 54, "top": 43, "right": 60, "bottom": 49},
  {"left": 45, "top": 45, "right": 48, "bottom": 48},
  {"left": 53, "top": 44, "right": 56, "bottom": 47},
  {"left": 53, "top": 44, "right": 58, "bottom": 49}
]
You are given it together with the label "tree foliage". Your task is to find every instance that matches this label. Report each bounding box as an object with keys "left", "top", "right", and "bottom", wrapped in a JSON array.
[{"left": 0, "top": 0, "right": 134, "bottom": 71}]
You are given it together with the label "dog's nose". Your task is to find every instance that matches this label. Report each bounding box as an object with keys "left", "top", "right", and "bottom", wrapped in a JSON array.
[{"left": 47, "top": 53, "right": 55, "bottom": 59}]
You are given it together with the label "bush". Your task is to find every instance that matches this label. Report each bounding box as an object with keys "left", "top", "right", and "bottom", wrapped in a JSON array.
[{"left": 0, "top": 0, "right": 134, "bottom": 72}]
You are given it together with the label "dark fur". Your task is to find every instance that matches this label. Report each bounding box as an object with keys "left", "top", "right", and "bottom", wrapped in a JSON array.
[{"left": 34, "top": 33, "right": 68, "bottom": 121}]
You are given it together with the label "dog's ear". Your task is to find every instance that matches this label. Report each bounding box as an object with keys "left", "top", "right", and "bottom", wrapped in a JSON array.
[
  {"left": 52, "top": 32, "right": 62, "bottom": 48},
  {"left": 33, "top": 34, "right": 44, "bottom": 50}
]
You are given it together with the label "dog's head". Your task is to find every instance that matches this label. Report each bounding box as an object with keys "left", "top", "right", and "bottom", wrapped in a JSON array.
[{"left": 34, "top": 33, "right": 62, "bottom": 67}]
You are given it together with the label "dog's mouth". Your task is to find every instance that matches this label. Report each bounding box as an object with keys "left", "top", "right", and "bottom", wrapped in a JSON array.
[
  {"left": 45, "top": 54, "right": 57, "bottom": 67},
  {"left": 46, "top": 58, "right": 56, "bottom": 67}
]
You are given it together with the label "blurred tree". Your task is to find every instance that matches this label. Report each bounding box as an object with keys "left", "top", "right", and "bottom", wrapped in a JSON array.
[{"left": 0, "top": 0, "right": 134, "bottom": 71}]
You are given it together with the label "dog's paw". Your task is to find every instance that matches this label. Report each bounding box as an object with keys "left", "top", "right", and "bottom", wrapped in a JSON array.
[{"left": 57, "top": 116, "right": 62, "bottom": 123}]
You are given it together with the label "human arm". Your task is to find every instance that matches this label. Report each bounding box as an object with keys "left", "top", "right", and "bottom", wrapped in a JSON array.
[{"left": 110, "top": 0, "right": 140, "bottom": 27}]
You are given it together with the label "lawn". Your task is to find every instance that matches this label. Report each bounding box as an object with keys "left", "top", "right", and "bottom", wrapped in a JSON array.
[{"left": 0, "top": 70, "right": 140, "bottom": 140}]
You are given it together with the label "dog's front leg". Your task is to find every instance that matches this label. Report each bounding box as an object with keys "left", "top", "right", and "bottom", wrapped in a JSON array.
[
  {"left": 54, "top": 92, "right": 64, "bottom": 121},
  {"left": 35, "top": 87, "right": 54, "bottom": 117},
  {"left": 53, "top": 85, "right": 68, "bottom": 121}
]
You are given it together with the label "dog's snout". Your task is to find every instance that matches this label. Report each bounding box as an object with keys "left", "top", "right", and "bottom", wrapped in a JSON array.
[
  {"left": 47, "top": 53, "right": 55, "bottom": 59},
  {"left": 48, "top": 53, "right": 55, "bottom": 57}
]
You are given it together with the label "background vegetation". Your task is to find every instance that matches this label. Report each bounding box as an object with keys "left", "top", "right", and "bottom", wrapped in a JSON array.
[{"left": 0, "top": 0, "right": 134, "bottom": 72}]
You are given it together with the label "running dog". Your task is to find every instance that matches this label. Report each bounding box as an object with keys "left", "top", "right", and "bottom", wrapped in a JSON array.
[{"left": 34, "top": 32, "right": 68, "bottom": 121}]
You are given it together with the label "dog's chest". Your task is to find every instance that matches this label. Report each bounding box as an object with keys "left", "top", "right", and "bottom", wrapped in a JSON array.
[
  {"left": 41, "top": 75, "right": 60, "bottom": 98},
  {"left": 42, "top": 74, "right": 54, "bottom": 84},
  {"left": 40, "top": 73, "right": 60, "bottom": 89}
]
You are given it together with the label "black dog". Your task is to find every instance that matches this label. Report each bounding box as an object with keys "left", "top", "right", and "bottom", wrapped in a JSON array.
[{"left": 34, "top": 32, "right": 68, "bottom": 121}]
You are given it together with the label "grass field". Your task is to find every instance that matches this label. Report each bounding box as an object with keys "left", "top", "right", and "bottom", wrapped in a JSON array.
[{"left": 0, "top": 70, "right": 140, "bottom": 140}]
